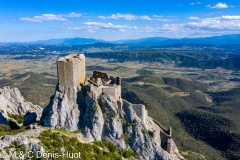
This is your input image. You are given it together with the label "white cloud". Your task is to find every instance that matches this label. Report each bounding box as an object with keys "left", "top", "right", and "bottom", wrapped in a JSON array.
[
  {"left": 87, "top": 29, "right": 95, "bottom": 33},
  {"left": 20, "top": 12, "right": 82, "bottom": 22},
  {"left": 20, "top": 18, "right": 42, "bottom": 22},
  {"left": 136, "top": 14, "right": 240, "bottom": 37},
  {"left": 115, "top": 13, "right": 137, "bottom": 20},
  {"left": 98, "top": 13, "right": 137, "bottom": 20},
  {"left": 191, "top": 2, "right": 202, "bottom": 5},
  {"left": 135, "top": 24, "right": 186, "bottom": 36},
  {"left": 189, "top": 16, "right": 200, "bottom": 20},
  {"left": 68, "top": 13, "right": 240, "bottom": 38},
  {"left": 214, "top": 2, "right": 228, "bottom": 8},
  {"left": 155, "top": 18, "right": 171, "bottom": 22},
  {"left": 153, "top": 15, "right": 163, "bottom": 18},
  {"left": 98, "top": 13, "right": 170, "bottom": 21},
  {"left": 221, "top": 15, "right": 240, "bottom": 20},
  {"left": 185, "top": 16, "right": 240, "bottom": 30},
  {"left": 84, "top": 22, "right": 138, "bottom": 29},
  {"left": 69, "top": 22, "right": 138, "bottom": 32},
  {"left": 206, "top": 3, "right": 228, "bottom": 9},
  {"left": 68, "top": 27, "right": 82, "bottom": 30},
  {"left": 67, "top": 12, "right": 82, "bottom": 17},
  {"left": 140, "top": 15, "right": 151, "bottom": 20},
  {"left": 20, "top": 14, "right": 68, "bottom": 22},
  {"left": 152, "top": 15, "right": 173, "bottom": 21},
  {"left": 98, "top": 16, "right": 107, "bottom": 19}
]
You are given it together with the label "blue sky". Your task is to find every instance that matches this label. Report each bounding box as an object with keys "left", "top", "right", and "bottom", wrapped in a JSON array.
[{"left": 0, "top": 0, "right": 240, "bottom": 42}]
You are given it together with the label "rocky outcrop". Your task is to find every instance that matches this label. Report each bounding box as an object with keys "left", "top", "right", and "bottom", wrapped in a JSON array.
[
  {"left": 82, "top": 92, "right": 104, "bottom": 141},
  {"left": 0, "top": 129, "right": 45, "bottom": 159},
  {"left": 99, "top": 94, "right": 125, "bottom": 149},
  {"left": 0, "top": 84, "right": 183, "bottom": 160},
  {"left": 122, "top": 100, "right": 175, "bottom": 160},
  {"left": 0, "top": 86, "right": 42, "bottom": 126},
  {"left": 41, "top": 85, "right": 183, "bottom": 160},
  {"left": 41, "top": 85, "right": 81, "bottom": 131}
]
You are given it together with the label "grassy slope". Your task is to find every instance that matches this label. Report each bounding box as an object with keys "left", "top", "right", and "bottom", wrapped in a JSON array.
[
  {"left": 0, "top": 127, "right": 136, "bottom": 160},
  {"left": 0, "top": 72, "right": 57, "bottom": 108},
  {"left": 121, "top": 76, "right": 225, "bottom": 160},
  {"left": 180, "top": 56, "right": 240, "bottom": 71},
  {"left": 85, "top": 49, "right": 217, "bottom": 64}
]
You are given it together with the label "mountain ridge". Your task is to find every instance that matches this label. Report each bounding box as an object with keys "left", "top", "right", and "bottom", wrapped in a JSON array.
[{"left": 1, "top": 34, "right": 240, "bottom": 45}]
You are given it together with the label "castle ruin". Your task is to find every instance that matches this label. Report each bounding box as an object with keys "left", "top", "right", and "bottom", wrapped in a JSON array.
[
  {"left": 86, "top": 71, "right": 121, "bottom": 101},
  {"left": 57, "top": 54, "right": 173, "bottom": 154},
  {"left": 57, "top": 54, "right": 85, "bottom": 87},
  {"left": 57, "top": 54, "right": 121, "bottom": 101}
]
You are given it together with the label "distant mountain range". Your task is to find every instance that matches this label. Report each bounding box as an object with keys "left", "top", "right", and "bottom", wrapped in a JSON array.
[
  {"left": 115, "top": 34, "right": 240, "bottom": 46},
  {"left": 30, "top": 38, "right": 106, "bottom": 45},
  {"left": 1, "top": 34, "right": 240, "bottom": 45}
]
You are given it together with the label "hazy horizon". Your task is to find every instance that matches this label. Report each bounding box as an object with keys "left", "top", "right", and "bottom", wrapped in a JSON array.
[{"left": 1, "top": 34, "right": 239, "bottom": 43}]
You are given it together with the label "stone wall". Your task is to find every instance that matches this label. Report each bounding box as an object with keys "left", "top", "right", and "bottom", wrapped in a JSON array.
[
  {"left": 116, "top": 85, "right": 121, "bottom": 100},
  {"left": 57, "top": 61, "right": 65, "bottom": 86},
  {"left": 92, "top": 71, "right": 109, "bottom": 82},
  {"left": 132, "top": 104, "right": 147, "bottom": 125},
  {"left": 90, "top": 84, "right": 103, "bottom": 99},
  {"left": 57, "top": 54, "right": 85, "bottom": 87},
  {"left": 152, "top": 119, "right": 172, "bottom": 153},
  {"left": 153, "top": 129, "right": 161, "bottom": 144},
  {"left": 160, "top": 131, "right": 172, "bottom": 153},
  {"left": 78, "top": 54, "right": 86, "bottom": 84},
  {"left": 88, "top": 84, "right": 121, "bottom": 101}
]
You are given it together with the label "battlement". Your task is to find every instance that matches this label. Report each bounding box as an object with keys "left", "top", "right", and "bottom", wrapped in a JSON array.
[
  {"left": 87, "top": 71, "right": 121, "bottom": 100},
  {"left": 57, "top": 54, "right": 85, "bottom": 87},
  {"left": 57, "top": 54, "right": 121, "bottom": 100}
]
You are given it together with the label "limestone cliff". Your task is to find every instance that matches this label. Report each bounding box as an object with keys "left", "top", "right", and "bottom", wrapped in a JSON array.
[
  {"left": 0, "top": 86, "right": 42, "bottom": 126},
  {"left": 41, "top": 85, "right": 184, "bottom": 160},
  {"left": 41, "top": 85, "right": 81, "bottom": 131},
  {"left": 0, "top": 85, "right": 184, "bottom": 159}
]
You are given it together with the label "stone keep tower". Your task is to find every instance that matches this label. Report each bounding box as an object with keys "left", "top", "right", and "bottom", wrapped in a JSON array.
[{"left": 57, "top": 54, "right": 85, "bottom": 87}]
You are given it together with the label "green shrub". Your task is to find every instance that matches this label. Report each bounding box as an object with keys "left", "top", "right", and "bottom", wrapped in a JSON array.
[
  {"left": 123, "top": 149, "right": 136, "bottom": 158},
  {"left": 39, "top": 130, "right": 126, "bottom": 159},
  {"left": 108, "top": 142, "right": 117, "bottom": 152},
  {"left": 94, "top": 141, "right": 109, "bottom": 149},
  {"left": 73, "top": 129, "right": 82, "bottom": 133},
  {"left": 91, "top": 107, "right": 97, "bottom": 112},
  {"left": 123, "top": 150, "right": 131, "bottom": 158},
  {"left": 122, "top": 132, "right": 130, "bottom": 144},
  {"left": 110, "top": 111, "right": 115, "bottom": 118},
  {"left": 126, "top": 122, "right": 131, "bottom": 127},
  {"left": 133, "top": 118, "right": 138, "bottom": 124},
  {"left": 12, "top": 141, "right": 19, "bottom": 148},
  {"left": 0, "top": 126, "right": 27, "bottom": 137},
  {"left": 7, "top": 113, "right": 24, "bottom": 124},
  {"left": 0, "top": 124, "right": 10, "bottom": 132}
]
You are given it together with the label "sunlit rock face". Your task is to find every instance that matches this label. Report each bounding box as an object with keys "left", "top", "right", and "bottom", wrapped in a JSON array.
[
  {"left": 41, "top": 84, "right": 183, "bottom": 160},
  {"left": 0, "top": 86, "right": 42, "bottom": 126}
]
